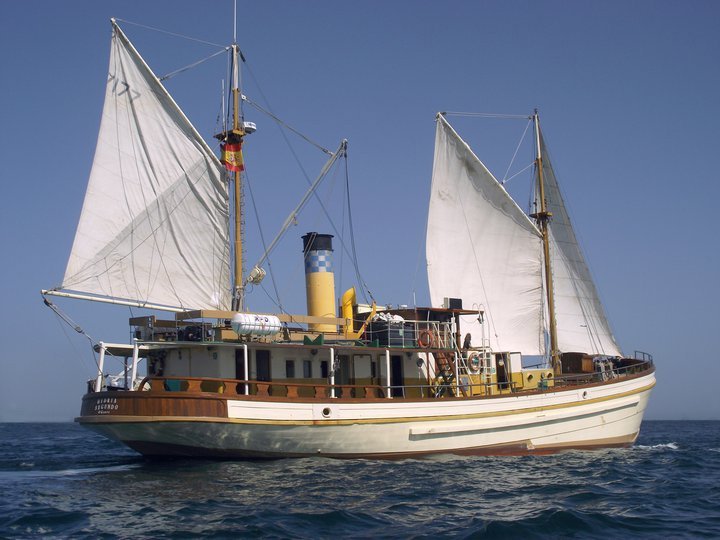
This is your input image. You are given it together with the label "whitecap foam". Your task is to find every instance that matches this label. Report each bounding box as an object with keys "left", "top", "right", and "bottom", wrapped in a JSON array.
[{"left": 636, "top": 442, "right": 679, "bottom": 450}]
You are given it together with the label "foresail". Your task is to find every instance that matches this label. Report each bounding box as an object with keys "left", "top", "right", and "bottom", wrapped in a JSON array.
[
  {"left": 61, "top": 22, "right": 231, "bottom": 311},
  {"left": 538, "top": 132, "right": 622, "bottom": 356},
  {"left": 427, "top": 115, "right": 546, "bottom": 355}
]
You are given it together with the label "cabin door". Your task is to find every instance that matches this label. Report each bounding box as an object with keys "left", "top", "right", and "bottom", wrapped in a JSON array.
[
  {"left": 256, "top": 350, "right": 271, "bottom": 382},
  {"left": 390, "top": 355, "right": 404, "bottom": 397},
  {"left": 336, "top": 355, "right": 353, "bottom": 397},
  {"left": 336, "top": 355, "right": 352, "bottom": 385},
  {"left": 496, "top": 353, "right": 510, "bottom": 390}
]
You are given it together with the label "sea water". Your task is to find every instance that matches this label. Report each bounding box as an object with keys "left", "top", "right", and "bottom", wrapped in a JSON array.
[{"left": 0, "top": 421, "right": 718, "bottom": 538}]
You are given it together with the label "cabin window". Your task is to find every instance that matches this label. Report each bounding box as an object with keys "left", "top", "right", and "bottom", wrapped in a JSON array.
[
  {"left": 303, "top": 360, "right": 312, "bottom": 378},
  {"left": 285, "top": 360, "right": 295, "bottom": 379},
  {"left": 320, "top": 360, "right": 329, "bottom": 378},
  {"left": 371, "top": 360, "right": 377, "bottom": 379},
  {"left": 256, "top": 350, "right": 271, "bottom": 382}
]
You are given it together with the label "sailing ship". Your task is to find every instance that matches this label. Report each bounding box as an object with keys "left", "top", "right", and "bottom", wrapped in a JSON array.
[{"left": 42, "top": 20, "right": 654, "bottom": 458}]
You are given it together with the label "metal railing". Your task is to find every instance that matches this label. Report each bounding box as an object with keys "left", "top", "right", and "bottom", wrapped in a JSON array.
[
  {"left": 551, "top": 359, "right": 654, "bottom": 386},
  {"left": 633, "top": 350, "right": 654, "bottom": 363},
  {"left": 366, "top": 319, "right": 454, "bottom": 349}
]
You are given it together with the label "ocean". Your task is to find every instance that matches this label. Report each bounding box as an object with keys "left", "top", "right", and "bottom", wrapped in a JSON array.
[{"left": 0, "top": 421, "right": 718, "bottom": 539}]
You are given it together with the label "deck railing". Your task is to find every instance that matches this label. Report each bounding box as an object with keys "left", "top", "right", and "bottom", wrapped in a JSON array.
[
  {"left": 136, "top": 376, "right": 389, "bottom": 399},
  {"left": 129, "top": 359, "right": 654, "bottom": 400},
  {"left": 366, "top": 318, "right": 454, "bottom": 349}
]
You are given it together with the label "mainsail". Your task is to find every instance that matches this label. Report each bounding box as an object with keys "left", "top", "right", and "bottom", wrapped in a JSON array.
[
  {"left": 427, "top": 113, "right": 622, "bottom": 357},
  {"left": 427, "top": 115, "right": 546, "bottom": 355},
  {"left": 537, "top": 132, "right": 622, "bottom": 356},
  {"left": 60, "top": 22, "right": 231, "bottom": 311}
]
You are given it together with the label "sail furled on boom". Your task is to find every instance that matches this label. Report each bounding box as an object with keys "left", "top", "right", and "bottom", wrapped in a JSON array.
[
  {"left": 61, "top": 22, "right": 231, "bottom": 311},
  {"left": 427, "top": 115, "right": 546, "bottom": 355},
  {"left": 537, "top": 131, "right": 622, "bottom": 356}
]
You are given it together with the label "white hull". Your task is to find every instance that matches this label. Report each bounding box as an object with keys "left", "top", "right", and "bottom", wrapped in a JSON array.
[{"left": 79, "top": 372, "right": 654, "bottom": 458}]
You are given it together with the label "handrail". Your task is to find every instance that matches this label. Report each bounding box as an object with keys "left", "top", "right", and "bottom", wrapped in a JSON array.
[
  {"left": 123, "top": 359, "right": 654, "bottom": 401},
  {"left": 633, "top": 350, "right": 654, "bottom": 363},
  {"left": 552, "top": 359, "right": 654, "bottom": 386},
  {"left": 136, "top": 375, "right": 389, "bottom": 399}
]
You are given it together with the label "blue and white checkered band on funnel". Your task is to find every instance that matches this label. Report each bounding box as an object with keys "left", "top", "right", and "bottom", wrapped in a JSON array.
[{"left": 304, "top": 250, "right": 333, "bottom": 273}]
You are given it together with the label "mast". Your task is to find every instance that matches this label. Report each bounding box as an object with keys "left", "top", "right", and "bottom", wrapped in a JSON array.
[
  {"left": 532, "top": 110, "right": 561, "bottom": 375},
  {"left": 216, "top": 36, "right": 249, "bottom": 311},
  {"left": 231, "top": 43, "right": 244, "bottom": 311}
]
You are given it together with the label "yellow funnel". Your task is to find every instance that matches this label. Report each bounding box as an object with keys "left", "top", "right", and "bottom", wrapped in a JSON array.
[{"left": 302, "top": 233, "right": 336, "bottom": 333}]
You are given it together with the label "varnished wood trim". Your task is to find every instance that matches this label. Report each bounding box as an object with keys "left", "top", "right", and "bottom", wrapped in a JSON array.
[{"left": 77, "top": 379, "right": 654, "bottom": 427}]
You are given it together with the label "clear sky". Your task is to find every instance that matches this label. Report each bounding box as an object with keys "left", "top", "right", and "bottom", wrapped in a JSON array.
[{"left": 1, "top": 0, "right": 718, "bottom": 421}]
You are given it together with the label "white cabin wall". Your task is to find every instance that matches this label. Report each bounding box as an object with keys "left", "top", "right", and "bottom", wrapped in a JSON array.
[
  {"left": 164, "top": 349, "right": 189, "bottom": 377},
  {"left": 216, "top": 348, "right": 235, "bottom": 379},
  {"left": 509, "top": 352, "right": 522, "bottom": 374},
  {"left": 353, "top": 354, "right": 372, "bottom": 379},
  {"left": 251, "top": 349, "right": 331, "bottom": 381},
  {"left": 160, "top": 347, "right": 235, "bottom": 379},
  {"left": 188, "top": 349, "right": 216, "bottom": 378}
]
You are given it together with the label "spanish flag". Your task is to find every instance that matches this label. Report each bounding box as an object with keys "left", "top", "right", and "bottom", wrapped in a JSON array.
[{"left": 221, "top": 142, "right": 244, "bottom": 172}]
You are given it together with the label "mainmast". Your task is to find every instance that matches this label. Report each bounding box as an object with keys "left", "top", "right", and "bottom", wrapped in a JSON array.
[{"left": 532, "top": 111, "right": 561, "bottom": 375}]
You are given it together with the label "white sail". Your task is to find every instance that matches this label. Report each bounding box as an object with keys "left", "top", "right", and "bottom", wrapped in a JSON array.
[
  {"left": 427, "top": 115, "right": 546, "bottom": 355},
  {"left": 538, "top": 132, "right": 622, "bottom": 356},
  {"left": 60, "top": 22, "right": 231, "bottom": 311}
]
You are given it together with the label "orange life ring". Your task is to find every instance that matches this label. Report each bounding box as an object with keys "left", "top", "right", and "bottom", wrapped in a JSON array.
[{"left": 417, "top": 330, "right": 435, "bottom": 348}]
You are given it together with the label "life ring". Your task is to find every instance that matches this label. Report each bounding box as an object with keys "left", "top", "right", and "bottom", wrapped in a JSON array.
[
  {"left": 417, "top": 330, "right": 435, "bottom": 348},
  {"left": 467, "top": 353, "right": 481, "bottom": 374}
]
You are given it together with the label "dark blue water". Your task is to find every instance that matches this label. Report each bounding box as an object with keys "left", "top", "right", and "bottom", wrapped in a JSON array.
[{"left": 1, "top": 421, "right": 718, "bottom": 539}]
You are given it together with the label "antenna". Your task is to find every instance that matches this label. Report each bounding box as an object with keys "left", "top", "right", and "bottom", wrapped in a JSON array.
[{"left": 233, "top": 0, "right": 237, "bottom": 44}]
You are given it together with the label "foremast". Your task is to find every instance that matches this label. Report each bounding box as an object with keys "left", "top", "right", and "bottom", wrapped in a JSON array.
[
  {"left": 532, "top": 111, "right": 561, "bottom": 375},
  {"left": 217, "top": 42, "right": 247, "bottom": 311}
]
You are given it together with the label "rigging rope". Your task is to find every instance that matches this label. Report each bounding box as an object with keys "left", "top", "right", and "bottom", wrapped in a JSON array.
[
  {"left": 501, "top": 119, "right": 533, "bottom": 184},
  {"left": 243, "top": 95, "right": 332, "bottom": 155},
  {"left": 114, "top": 18, "right": 226, "bottom": 48},
  {"left": 160, "top": 48, "right": 229, "bottom": 81},
  {"left": 343, "top": 153, "right": 373, "bottom": 304},
  {"left": 442, "top": 111, "right": 531, "bottom": 120},
  {"left": 42, "top": 295, "right": 104, "bottom": 372},
  {"left": 42, "top": 295, "right": 96, "bottom": 345},
  {"left": 503, "top": 162, "right": 535, "bottom": 185},
  {"left": 244, "top": 163, "right": 286, "bottom": 314},
  {"left": 540, "top": 139, "right": 617, "bottom": 355}
]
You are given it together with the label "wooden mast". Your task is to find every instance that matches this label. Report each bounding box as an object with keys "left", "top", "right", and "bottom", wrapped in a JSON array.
[
  {"left": 533, "top": 110, "right": 561, "bottom": 375},
  {"left": 215, "top": 32, "right": 247, "bottom": 312},
  {"left": 231, "top": 43, "right": 244, "bottom": 311}
]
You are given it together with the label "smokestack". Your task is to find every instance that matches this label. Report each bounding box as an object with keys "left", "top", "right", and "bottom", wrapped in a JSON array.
[{"left": 302, "top": 232, "right": 336, "bottom": 333}]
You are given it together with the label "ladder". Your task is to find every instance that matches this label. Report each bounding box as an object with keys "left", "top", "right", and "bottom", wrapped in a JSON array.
[{"left": 432, "top": 347, "right": 471, "bottom": 398}]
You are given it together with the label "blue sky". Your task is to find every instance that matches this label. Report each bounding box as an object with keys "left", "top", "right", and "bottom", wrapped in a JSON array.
[{"left": 1, "top": 1, "right": 718, "bottom": 421}]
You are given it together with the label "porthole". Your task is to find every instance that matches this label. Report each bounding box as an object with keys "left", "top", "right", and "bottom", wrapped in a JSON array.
[{"left": 322, "top": 407, "right": 331, "bottom": 418}]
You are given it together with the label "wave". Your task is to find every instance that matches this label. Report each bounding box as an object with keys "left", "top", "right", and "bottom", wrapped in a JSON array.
[
  {"left": 635, "top": 442, "right": 679, "bottom": 450},
  {"left": 0, "top": 461, "right": 141, "bottom": 481},
  {"left": 2, "top": 422, "right": 719, "bottom": 539}
]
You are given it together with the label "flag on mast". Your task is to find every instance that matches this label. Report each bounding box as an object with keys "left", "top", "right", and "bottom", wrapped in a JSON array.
[{"left": 221, "top": 142, "right": 244, "bottom": 172}]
